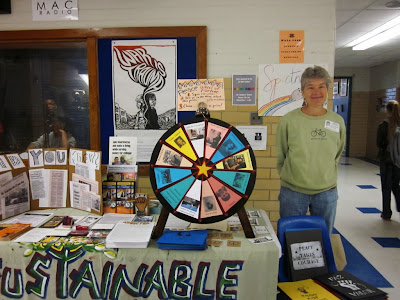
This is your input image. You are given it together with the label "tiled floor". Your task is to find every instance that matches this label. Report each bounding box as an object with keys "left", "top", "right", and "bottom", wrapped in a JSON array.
[{"left": 335, "top": 157, "right": 400, "bottom": 299}]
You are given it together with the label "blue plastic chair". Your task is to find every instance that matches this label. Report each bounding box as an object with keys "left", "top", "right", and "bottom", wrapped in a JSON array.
[{"left": 277, "top": 215, "right": 337, "bottom": 282}]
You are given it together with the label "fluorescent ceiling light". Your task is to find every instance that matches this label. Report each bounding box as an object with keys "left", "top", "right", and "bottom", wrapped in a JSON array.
[
  {"left": 79, "top": 74, "right": 89, "bottom": 85},
  {"left": 352, "top": 23, "right": 400, "bottom": 50},
  {"left": 348, "top": 15, "right": 400, "bottom": 47}
]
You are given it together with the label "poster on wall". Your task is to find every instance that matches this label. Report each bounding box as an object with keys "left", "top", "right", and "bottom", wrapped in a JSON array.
[
  {"left": 108, "top": 136, "right": 137, "bottom": 166},
  {"left": 236, "top": 126, "right": 267, "bottom": 150},
  {"left": 333, "top": 82, "right": 339, "bottom": 95},
  {"left": 340, "top": 79, "right": 347, "bottom": 97},
  {"left": 177, "top": 79, "right": 225, "bottom": 111},
  {"left": 257, "top": 63, "right": 327, "bottom": 117},
  {"left": 279, "top": 30, "right": 305, "bottom": 63},
  {"left": 112, "top": 40, "right": 177, "bottom": 162},
  {"left": 232, "top": 75, "right": 257, "bottom": 106}
]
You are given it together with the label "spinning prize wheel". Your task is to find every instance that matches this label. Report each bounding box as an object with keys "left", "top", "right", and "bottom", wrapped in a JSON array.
[{"left": 150, "top": 117, "right": 257, "bottom": 233}]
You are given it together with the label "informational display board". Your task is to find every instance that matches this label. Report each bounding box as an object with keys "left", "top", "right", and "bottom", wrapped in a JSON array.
[{"left": 149, "top": 117, "right": 257, "bottom": 224}]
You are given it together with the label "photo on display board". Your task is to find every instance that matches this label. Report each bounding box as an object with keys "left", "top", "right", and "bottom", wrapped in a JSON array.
[
  {"left": 206, "top": 129, "right": 222, "bottom": 148},
  {"left": 155, "top": 145, "right": 192, "bottom": 167},
  {"left": 181, "top": 195, "right": 200, "bottom": 212}
]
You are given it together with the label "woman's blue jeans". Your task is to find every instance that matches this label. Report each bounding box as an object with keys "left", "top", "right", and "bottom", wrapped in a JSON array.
[{"left": 278, "top": 186, "right": 338, "bottom": 235}]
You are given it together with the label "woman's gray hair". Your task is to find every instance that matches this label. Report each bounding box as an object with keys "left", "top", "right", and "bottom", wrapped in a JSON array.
[{"left": 301, "top": 66, "right": 330, "bottom": 91}]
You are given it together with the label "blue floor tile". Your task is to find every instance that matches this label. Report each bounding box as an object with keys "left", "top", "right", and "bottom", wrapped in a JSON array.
[
  {"left": 356, "top": 207, "right": 381, "bottom": 214},
  {"left": 356, "top": 185, "right": 377, "bottom": 189},
  {"left": 372, "top": 237, "right": 400, "bottom": 248},
  {"left": 333, "top": 228, "right": 393, "bottom": 288}
]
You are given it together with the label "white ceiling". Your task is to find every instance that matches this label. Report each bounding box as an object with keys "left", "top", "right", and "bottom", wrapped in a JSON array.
[{"left": 335, "top": 0, "right": 400, "bottom": 68}]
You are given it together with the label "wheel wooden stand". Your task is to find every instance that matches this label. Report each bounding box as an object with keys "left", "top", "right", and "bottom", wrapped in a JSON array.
[{"left": 152, "top": 206, "right": 255, "bottom": 239}]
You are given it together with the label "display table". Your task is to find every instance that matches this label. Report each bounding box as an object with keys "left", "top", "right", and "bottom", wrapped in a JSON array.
[{"left": 0, "top": 208, "right": 280, "bottom": 300}]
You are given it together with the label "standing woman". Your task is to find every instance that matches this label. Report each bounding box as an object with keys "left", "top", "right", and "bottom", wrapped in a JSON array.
[
  {"left": 276, "top": 66, "right": 346, "bottom": 235},
  {"left": 376, "top": 100, "right": 400, "bottom": 221}
]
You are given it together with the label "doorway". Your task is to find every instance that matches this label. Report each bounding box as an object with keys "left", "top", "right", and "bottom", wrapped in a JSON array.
[{"left": 333, "top": 77, "right": 352, "bottom": 157}]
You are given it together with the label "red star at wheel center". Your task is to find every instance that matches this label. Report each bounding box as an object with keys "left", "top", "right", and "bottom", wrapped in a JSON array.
[{"left": 197, "top": 161, "right": 212, "bottom": 177}]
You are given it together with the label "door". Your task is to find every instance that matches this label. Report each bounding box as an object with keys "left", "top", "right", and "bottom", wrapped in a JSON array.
[{"left": 333, "top": 77, "right": 351, "bottom": 156}]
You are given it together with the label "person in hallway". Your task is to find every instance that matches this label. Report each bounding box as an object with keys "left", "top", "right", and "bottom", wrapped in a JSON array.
[
  {"left": 276, "top": 66, "right": 346, "bottom": 235},
  {"left": 376, "top": 100, "right": 400, "bottom": 221}
]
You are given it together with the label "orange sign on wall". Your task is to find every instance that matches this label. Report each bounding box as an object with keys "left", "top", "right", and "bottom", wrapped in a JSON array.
[{"left": 279, "top": 30, "right": 304, "bottom": 63}]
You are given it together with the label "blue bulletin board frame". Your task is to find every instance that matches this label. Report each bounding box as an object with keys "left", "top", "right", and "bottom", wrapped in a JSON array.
[{"left": 98, "top": 37, "right": 202, "bottom": 164}]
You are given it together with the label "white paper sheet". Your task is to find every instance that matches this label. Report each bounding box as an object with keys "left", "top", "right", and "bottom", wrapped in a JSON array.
[
  {"left": 91, "top": 213, "right": 135, "bottom": 229},
  {"left": 1, "top": 212, "right": 53, "bottom": 227},
  {"left": 0, "top": 172, "right": 30, "bottom": 219},
  {"left": 48, "top": 169, "right": 68, "bottom": 207},
  {"left": 29, "top": 168, "right": 47, "bottom": 200}
]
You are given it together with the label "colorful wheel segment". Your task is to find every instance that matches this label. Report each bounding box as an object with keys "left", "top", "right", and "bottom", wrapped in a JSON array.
[{"left": 149, "top": 117, "right": 257, "bottom": 224}]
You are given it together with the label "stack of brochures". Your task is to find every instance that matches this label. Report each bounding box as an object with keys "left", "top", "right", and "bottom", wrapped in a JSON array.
[
  {"left": 105, "top": 221, "right": 155, "bottom": 249},
  {"left": 156, "top": 229, "right": 208, "bottom": 250}
]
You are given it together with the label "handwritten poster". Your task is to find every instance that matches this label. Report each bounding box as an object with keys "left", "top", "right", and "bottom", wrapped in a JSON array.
[
  {"left": 258, "top": 64, "right": 327, "bottom": 116},
  {"left": 279, "top": 30, "right": 305, "bottom": 63},
  {"left": 177, "top": 78, "right": 225, "bottom": 111}
]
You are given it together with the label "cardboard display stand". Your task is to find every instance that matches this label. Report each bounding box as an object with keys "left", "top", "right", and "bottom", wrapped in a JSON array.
[
  {"left": 28, "top": 148, "right": 70, "bottom": 211},
  {"left": 0, "top": 148, "right": 102, "bottom": 221},
  {"left": 67, "top": 148, "right": 102, "bottom": 215}
]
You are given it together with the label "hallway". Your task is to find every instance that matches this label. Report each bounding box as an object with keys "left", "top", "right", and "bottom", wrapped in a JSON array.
[{"left": 335, "top": 157, "right": 400, "bottom": 299}]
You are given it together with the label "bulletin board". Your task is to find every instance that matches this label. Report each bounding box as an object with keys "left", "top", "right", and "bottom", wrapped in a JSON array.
[{"left": 98, "top": 28, "right": 207, "bottom": 164}]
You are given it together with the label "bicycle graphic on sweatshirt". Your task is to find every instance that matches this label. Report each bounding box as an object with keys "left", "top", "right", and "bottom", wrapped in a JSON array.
[{"left": 311, "top": 128, "right": 326, "bottom": 137}]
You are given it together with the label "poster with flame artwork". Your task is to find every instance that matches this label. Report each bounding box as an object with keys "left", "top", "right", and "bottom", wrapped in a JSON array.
[{"left": 112, "top": 40, "right": 177, "bottom": 161}]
